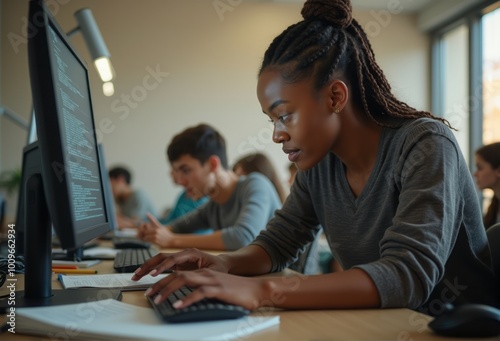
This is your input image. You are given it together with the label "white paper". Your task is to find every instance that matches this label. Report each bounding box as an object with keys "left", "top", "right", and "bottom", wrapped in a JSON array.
[
  {"left": 114, "top": 228, "right": 138, "bottom": 237},
  {"left": 16, "top": 299, "right": 279, "bottom": 341},
  {"left": 58, "top": 273, "right": 168, "bottom": 290},
  {"left": 52, "top": 259, "right": 101, "bottom": 268},
  {"left": 83, "top": 247, "right": 120, "bottom": 259}
]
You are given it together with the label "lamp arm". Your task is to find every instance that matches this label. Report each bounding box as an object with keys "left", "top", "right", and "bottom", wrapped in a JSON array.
[
  {"left": 66, "top": 26, "right": 80, "bottom": 38},
  {"left": 0, "top": 105, "right": 29, "bottom": 130}
]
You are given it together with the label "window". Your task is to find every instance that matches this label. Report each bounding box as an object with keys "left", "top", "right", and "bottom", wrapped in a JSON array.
[
  {"left": 441, "top": 24, "right": 470, "bottom": 161},
  {"left": 482, "top": 7, "right": 500, "bottom": 145},
  {"left": 432, "top": 1, "right": 500, "bottom": 167}
]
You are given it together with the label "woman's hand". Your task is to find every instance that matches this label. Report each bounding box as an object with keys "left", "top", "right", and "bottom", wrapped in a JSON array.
[
  {"left": 144, "top": 268, "right": 268, "bottom": 311},
  {"left": 131, "top": 248, "right": 228, "bottom": 280}
]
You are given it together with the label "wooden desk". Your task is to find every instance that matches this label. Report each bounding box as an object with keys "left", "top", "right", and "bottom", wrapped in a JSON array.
[{"left": 1, "top": 258, "right": 491, "bottom": 340}]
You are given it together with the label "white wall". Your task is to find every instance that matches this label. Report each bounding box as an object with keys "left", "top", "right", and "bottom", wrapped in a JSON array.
[{"left": 0, "top": 0, "right": 429, "bottom": 221}]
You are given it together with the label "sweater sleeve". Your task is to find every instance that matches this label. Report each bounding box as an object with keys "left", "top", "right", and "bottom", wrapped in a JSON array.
[
  {"left": 219, "top": 174, "right": 281, "bottom": 251},
  {"left": 170, "top": 203, "right": 211, "bottom": 233},
  {"left": 355, "top": 132, "right": 464, "bottom": 309},
  {"left": 252, "top": 170, "right": 322, "bottom": 270}
]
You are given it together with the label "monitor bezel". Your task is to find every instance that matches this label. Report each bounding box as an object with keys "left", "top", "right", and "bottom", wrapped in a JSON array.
[{"left": 28, "top": 0, "right": 111, "bottom": 250}]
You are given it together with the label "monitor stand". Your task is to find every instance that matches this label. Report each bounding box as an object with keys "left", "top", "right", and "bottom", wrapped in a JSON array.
[{"left": 0, "top": 173, "right": 121, "bottom": 313}]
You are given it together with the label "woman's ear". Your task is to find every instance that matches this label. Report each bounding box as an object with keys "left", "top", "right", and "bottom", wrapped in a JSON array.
[{"left": 326, "top": 79, "right": 349, "bottom": 114}]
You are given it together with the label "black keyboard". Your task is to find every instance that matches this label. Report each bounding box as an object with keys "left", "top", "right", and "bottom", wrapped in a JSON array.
[
  {"left": 147, "top": 286, "right": 250, "bottom": 323},
  {"left": 112, "top": 236, "right": 151, "bottom": 249},
  {"left": 113, "top": 248, "right": 158, "bottom": 272}
]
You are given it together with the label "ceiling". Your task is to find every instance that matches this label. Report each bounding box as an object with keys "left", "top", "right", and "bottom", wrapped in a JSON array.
[
  {"left": 351, "top": 0, "right": 435, "bottom": 12},
  {"left": 270, "top": 0, "right": 436, "bottom": 13}
]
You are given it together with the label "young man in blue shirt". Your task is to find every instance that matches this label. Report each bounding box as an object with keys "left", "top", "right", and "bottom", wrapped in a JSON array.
[{"left": 138, "top": 123, "right": 282, "bottom": 251}]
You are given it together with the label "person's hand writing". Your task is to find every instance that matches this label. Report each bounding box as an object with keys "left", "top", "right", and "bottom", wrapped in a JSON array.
[{"left": 138, "top": 213, "right": 174, "bottom": 248}]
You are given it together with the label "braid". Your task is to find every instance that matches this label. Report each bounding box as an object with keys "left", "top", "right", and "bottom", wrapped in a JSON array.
[{"left": 259, "top": 0, "right": 453, "bottom": 129}]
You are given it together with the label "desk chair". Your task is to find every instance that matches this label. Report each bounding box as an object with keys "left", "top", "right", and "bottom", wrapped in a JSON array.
[{"left": 487, "top": 222, "right": 500, "bottom": 277}]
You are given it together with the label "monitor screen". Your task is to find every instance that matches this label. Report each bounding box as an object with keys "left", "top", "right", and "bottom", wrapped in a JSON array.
[
  {"left": 29, "top": 0, "right": 110, "bottom": 249},
  {"left": 46, "top": 22, "right": 108, "bottom": 238},
  {"left": 0, "top": 0, "right": 120, "bottom": 309}
]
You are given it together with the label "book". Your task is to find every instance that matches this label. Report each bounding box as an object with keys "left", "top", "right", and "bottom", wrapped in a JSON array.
[
  {"left": 14, "top": 299, "right": 280, "bottom": 340},
  {"left": 58, "top": 273, "right": 169, "bottom": 291}
]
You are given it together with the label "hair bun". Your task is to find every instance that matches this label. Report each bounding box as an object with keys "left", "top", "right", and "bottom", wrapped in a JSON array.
[{"left": 301, "top": 0, "right": 352, "bottom": 28}]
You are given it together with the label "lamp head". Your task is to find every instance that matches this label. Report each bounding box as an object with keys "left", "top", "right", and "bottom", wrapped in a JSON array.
[{"left": 74, "top": 8, "right": 115, "bottom": 83}]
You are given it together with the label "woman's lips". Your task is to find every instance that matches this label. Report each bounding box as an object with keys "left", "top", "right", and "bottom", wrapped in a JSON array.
[{"left": 287, "top": 150, "right": 300, "bottom": 162}]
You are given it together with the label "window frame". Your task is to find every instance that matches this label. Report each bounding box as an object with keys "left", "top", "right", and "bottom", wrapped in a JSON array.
[{"left": 431, "top": 0, "right": 500, "bottom": 171}]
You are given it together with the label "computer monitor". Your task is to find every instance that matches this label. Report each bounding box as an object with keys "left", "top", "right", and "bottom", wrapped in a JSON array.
[
  {"left": 0, "top": 0, "right": 120, "bottom": 310},
  {"left": 98, "top": 143, "right": 119, "bottom": 232},
  {"left": 13, "top": 142, "right": 41, "bottom": 258}
]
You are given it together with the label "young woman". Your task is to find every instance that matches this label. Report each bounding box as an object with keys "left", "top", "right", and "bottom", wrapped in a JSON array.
[
  {"left": 474, "top": 142, "right": 500, "bottom": 230},
  {"left": 133, "top": 0, "right": 498, "bottom": 314},
  {"left": 233, "top": 152, "right": 288, "bottom": 203}
]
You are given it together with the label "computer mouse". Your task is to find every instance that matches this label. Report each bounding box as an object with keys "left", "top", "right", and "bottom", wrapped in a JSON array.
[{"left": 428, "top": 303, "right": 500, "bottom": 338}]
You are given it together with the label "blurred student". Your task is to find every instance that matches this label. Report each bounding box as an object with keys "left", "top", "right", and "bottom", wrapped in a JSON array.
[
  {"left": 159, "top": 170, "right": 208, "bottom": 225},
  {"left": 138, "top": 124, "right": 281, "bottom": 251},
  {"left": 233, "top": 152, "right": 319, "bottom": 273},
  {"left": 135, "top": 0, "right": 498, "bottom": 312},
  {"left": 109, "top": 166, "right": 157, "bottom": 229},
  {"left": 474, "top": 142, "right": 500, "bottom": 230},
  {"left": 233, "top": 152, "right": 287, "bottom": 203}
]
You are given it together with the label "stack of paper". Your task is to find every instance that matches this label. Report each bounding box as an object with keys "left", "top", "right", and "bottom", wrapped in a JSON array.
[
  {"left": 58, "top": 273, "right": 169, "bottom": 291},
  {"left": 15, "top": 299, "right": 279, "bottom": 340}
]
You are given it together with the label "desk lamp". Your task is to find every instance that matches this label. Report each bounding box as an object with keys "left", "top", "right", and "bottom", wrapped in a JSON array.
[{"left": 67, "top": 8, "right": 115, "bottom": 96}]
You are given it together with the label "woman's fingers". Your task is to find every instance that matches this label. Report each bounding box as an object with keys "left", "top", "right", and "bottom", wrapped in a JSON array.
[
  {"left": 145, "top": 269, "right": 263, "bottom": 311},
  {"left": 132, "top": 248, "right": 219, "bottom": 280}
]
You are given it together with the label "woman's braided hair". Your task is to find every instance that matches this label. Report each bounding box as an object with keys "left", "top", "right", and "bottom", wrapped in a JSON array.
[{"left": 259, "top": 0, "right": 451, "bottom": 128}]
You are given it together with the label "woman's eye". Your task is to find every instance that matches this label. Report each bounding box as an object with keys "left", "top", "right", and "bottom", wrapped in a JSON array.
[{"left": 279, "top": 114, "right": 290, "bottom": 123}]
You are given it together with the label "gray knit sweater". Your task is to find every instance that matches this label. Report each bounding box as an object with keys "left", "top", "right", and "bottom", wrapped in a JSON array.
[
  {"left": 171, "top": 172, "right": 281, "bottom": 251},
  {"left": 252, "top": 118, "right": 499, "bottom": 313}
]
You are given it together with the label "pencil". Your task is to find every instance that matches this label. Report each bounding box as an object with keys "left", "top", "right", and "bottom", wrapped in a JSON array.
[
  {"left": 52, "top": 269, "right": 98, "bottom": 274},
  {"left": 51, "top": 265, "right": 79, "bottom": 270}
]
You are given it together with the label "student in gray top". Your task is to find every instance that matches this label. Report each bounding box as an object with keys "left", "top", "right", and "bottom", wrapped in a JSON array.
[
  {"left": 137, "top": 123, "right": 281, "bottom": 251},
  {"left": 109, "top": 166, "right": 157, "bottom": 229},
  {"left": 133, "top": 0, "right": 499, "bottom": 314}
]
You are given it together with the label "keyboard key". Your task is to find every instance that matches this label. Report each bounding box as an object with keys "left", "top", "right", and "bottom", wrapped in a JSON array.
[
  {"left": 113, "top": 248, "right": 157, "bottom": 273},
  {"left": 147, "top": 286, "right": 250, "bottom": 323}
]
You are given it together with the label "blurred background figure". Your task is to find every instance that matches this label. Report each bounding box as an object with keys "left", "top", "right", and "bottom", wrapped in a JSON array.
[
  {"left": 159, "top": 170, "right": 209, "bottom": 232},
  {"left": 109, "top": 166, "right": 157, "bottom": 229},
  {"left": 474, "top": 142, "right": 500, "bottom": 230},
  {"left": 233, "top": 152, "right": 287, "bottom": 203},
  {"left": 233, "top": 152, "right": 321, "bottom": 274}
]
